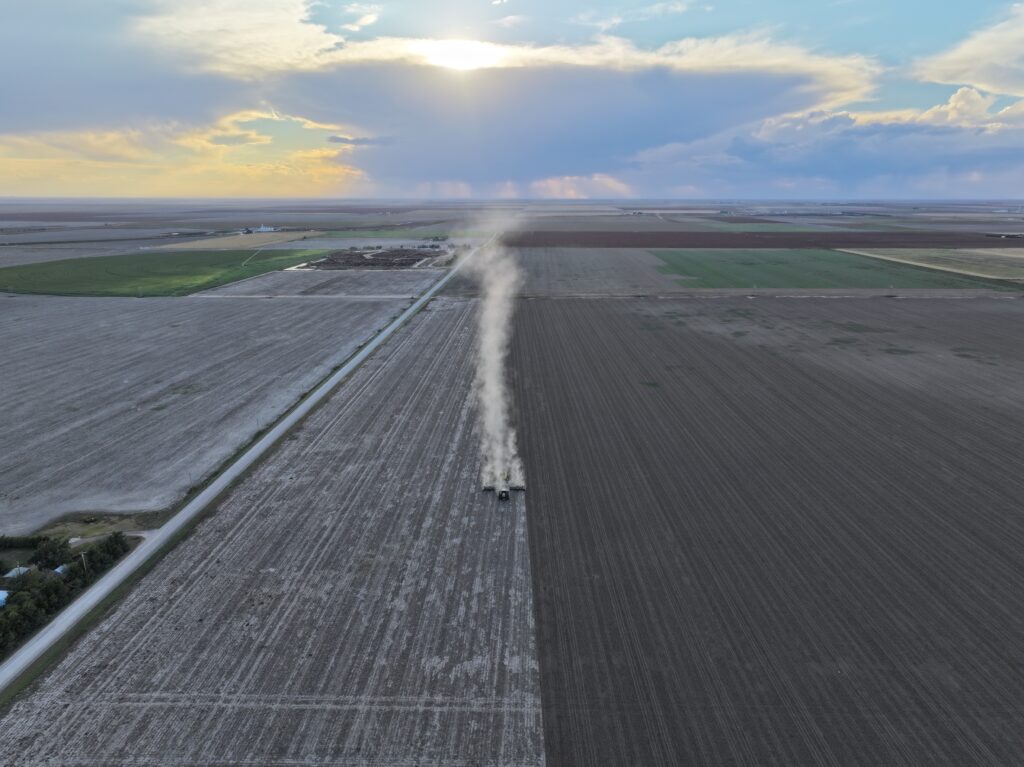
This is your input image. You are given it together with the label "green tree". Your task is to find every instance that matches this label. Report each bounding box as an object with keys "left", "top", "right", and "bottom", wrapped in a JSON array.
[{"left": 29, "top": 538, "right": 72, "bottom": 570}]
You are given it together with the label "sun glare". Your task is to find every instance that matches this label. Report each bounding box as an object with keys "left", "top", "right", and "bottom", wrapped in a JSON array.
[{"left": 415, "top": 39, "right": 507, "bottom": 71}]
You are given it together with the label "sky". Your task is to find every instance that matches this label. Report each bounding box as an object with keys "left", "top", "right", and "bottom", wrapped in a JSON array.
[{"left": 2, "top": 0, "right": 1024, "bottom": 198}]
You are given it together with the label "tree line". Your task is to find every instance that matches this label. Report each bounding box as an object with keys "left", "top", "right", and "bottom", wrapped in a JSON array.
[{"left": 0, "top": 532, "right": 131, "bottom": 660}]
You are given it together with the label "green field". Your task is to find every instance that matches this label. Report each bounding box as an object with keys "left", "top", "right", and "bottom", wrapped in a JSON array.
[
  {"left": 652, "top": 248, "right": 1014, "bottom": 289},
  {"left": 692, "top": 219, "right": 833, "bottom": 233},
  {"left": 0, "top": 249, "right": 328, "bottom": 297}
]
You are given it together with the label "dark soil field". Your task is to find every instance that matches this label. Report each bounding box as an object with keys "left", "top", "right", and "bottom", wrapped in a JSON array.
[
  {"left": 510, "top": 247, "right": 685, "bottom": 296},
  {"left": 503, "top": 230, "right": 1017, "bottom": 249},
  {"left": 512, "top": 295, "right": 1024, "bottom": 766},
  {"left": 513, "top": 214, "right": 826, "bottom": 233}
]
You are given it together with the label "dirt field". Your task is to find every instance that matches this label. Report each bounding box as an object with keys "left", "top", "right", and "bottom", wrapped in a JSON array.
[
  {"left": 514, "top": 214, "right": 830, "bottom": 233},
  {"left": 503, "top": 229, "right": 1017, "bottom": 249},
  {"left": 512, "top": 295, "right": 1024, "bottom": 766},
  {"left": 0, "top": 298, "right": 544, "bottom": 766},
  {"left": 512, "top": 247, "right": 685, "bottom": 296},
  {"left": 305, "top": 248, "right": 441, "bottom": 270},
  {"left": 0, "top": 227, "right": 207, "bottom": 246},
  {"left": 0, "top": 200, "right": 494, "bottom": 239},
  {"left": 201, "top": 268, "right": 445, "bottom": 297},
  {"left": 0, "top": 293, "right": 413, "bottom": 533},
  {"left": 6, "top": 201, "right": 1024, "bottom": 764},
  {"left": 261, "top": 236, "right": 479, "bottom": 251},
  {"left": 456, "top": 247, "right": 1010, "bottom": 298}
]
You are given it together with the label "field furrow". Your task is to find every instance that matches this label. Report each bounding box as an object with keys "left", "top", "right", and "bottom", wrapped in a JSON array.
[
  {"left": 513, "top": 296, "right": 1024, "bottom": 766},
  {"left": 0, "top": 297, "right": 544, "bottom": 765}
]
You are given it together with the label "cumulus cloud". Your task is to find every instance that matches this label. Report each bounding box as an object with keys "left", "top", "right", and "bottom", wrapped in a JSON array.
[
  {"left": 916, "top": 4, "right": 1024, "bottom": 96},
  {"left": 344, "top": 33, "right": 874, "bottom": 106},
  {"left": 133, "top": 1, "right": 878, "bottom": 107},
  {"left": 14, "top": 0, "right": 1023, "bottom": 199},
  {"left": 626, "top": 98, "right": 1024, "bottom": 198},
  {"left": 134, "top": 0, "right": 346, "bottom": 76},
  {"left": 852, "top": 87, "right": 1024, "bottom": 129}
]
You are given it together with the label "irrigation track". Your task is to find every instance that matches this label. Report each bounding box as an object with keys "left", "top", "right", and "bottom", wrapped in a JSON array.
[{"left": 0, "top": 239, "right": 489, "bottom": 696}]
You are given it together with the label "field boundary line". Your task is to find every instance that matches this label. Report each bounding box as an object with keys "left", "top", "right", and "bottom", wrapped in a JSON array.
[
  {"left": 0, "top": 241, "right": 484, "bottom": 697},
  {"left": 188, "top": 266, "right": 280, "bottom": 295},
  {"left": 837, "top": 248, "right": 1024, "bottom": 285}
]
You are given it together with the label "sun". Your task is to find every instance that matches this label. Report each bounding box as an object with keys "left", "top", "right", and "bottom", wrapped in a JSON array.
[{"left": 414, "top": 40, "right": 507, "bottom": 71}]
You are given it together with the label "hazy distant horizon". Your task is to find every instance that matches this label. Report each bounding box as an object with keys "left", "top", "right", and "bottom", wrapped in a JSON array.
[{"left": 2, "top": 197, "right": 1024, "bottom": 205}]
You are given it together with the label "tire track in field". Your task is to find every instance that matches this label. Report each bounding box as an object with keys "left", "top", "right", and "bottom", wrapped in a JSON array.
[{"left": 0, "top": 298, "right": 544, "bottom": 766}]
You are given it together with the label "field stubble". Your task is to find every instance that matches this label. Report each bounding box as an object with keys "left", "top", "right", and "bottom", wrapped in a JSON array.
[
  {"left": 0, "top": 293, "right": 411, "bottom": 533},
  {"left": 0, "top": 297, "right": 544, "bottom": 766}
]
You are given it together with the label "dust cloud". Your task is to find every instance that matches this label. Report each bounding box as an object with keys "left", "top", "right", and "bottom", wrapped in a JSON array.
[{"left": 462, "top": 223, "right": 525, "bottom": 490}]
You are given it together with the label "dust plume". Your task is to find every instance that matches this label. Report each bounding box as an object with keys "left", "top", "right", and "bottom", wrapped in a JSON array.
[{"left": 462, "top": 229, "right": 525, "bottom": 489}]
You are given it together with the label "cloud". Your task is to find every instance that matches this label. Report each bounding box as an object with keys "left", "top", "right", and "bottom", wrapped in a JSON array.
[
  {"left": 0, "top": 129, "right": 159, "bottom": 164},
  {"left": 133, "top": 2, "right": 878, "bottom": 107},
  {"left": 0, "top": 2, "right": 246, "bottom": 134},
  {"left": 916, "top": 4, "right": 1024, "bottom": 96},
  {"left": 625, "top": 98, "right": 1024, "bottom": 197},
  {"left": 341, "top": 3, "right": 381, "bottom": 32},
  {"left": 327, "top": 134, "right": 392, "bottom": 145},
  {"left": 18, "top": 0, "right": 1020, "bottom": 199},
  {"left": 530, "top": 173, "right": 633, "bottom": 198},
  {"left": 0, "top": 110, "right": 363, "bottom": 197},
  {"left": 851, "top": 87, "right": 1024, "bottom": 129},
  {"left": 133, "top": 0, "right": 347, "bottom": 76},
  {"left": 3, "top": 0, "right": 880, "bottom": 198},
  {"left": 493, "top": 15, "right": 526, "bottom": 28},
  {"left": 576, "top": 1, "right": 691, "bottom": 32},
  {"left": 271, "top": 63, "right": 816, "bottom": 190}
]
